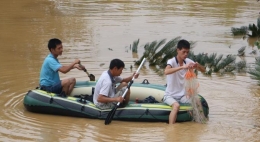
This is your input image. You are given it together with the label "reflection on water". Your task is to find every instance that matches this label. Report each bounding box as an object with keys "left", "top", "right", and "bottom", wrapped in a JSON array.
[{"left": 0, "top": 0, "right": 260, "bottom": 141}]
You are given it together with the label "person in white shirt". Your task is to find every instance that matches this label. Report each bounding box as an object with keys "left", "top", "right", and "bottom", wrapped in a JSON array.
[
  {"left": 93, "top": 59, "right": 139, "bottom": 110},
  {"left": 163, "top": 39, "right": 206, "bottom": 124}
]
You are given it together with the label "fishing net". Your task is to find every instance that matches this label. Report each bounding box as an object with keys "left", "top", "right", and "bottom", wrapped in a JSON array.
[{"left": 184, "top": 68, "right": 207, "bottom": 123}]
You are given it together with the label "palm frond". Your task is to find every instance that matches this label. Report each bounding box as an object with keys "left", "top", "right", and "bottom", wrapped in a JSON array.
[
  {"left": 231, "top": 26, "right": 248, "bottom": 36},
  {"left": 152, "top": 37, "right": 181, "bottom": 60},
  {"left": 236, "top": 60, "right": 247, "bottom": 72},
  {"left": 132, "top": 39, "right": 139, "bottom": 53},
  {"left": 148, "top": 39, "right": 167, "bottom": 65},
  {"left": 224, "top": 65, "right": 236, "bottom": 72},
  {"left": 214, "top": 55, "right": 236, "bottom": 72},
  {"left": 247, "top": 57, "right": 260, "bottom": 81},
  {"left": 248, "top": 23, "right": 259, "bottom": 37},
  {"left": 248, "top": 69, "right": 260, "bottom": 80},
  {"left": 206, "top": 53, "right": 217, "bottom": 67}
]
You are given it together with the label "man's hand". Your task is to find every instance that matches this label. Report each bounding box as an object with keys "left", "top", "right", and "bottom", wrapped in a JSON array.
[
  {"left": 133, "top": 72, "right": 139, "bottom": 79},
  {"left": 183, "top": 62, "right": 196, "bottom": 69},
  {"left": 74, "top": 64, "right": 85, "bottom": 70},
  {"left": 192, "top": 62, "right": 198, "bottom": 69},
  {"left": 74, "top": 59, "right": 80, "bottom": 64},
  {"left": 115, "top": 96, "right": 124, "bottom": 103}
]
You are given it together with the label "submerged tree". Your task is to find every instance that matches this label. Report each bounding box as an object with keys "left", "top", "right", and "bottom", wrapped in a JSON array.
[
  {"left": 131, "top": 39, "right": 139, "bottom": 53},
  {"left": 248, "top": 18, "right": 260, "bottom": 38},
  {"left": 248, "top": 59, "right": 260, "bottom": 85},
  {"left": 231, "top": 26, "right": 248, "bottom": 36},
  {"left": 231, "top": 17, "right": 260, "bottom": 38}
]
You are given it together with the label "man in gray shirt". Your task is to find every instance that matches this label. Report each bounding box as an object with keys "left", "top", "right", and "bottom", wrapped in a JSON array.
[{"left": 93, "top": 59, "right": 139, "bottom": 110}]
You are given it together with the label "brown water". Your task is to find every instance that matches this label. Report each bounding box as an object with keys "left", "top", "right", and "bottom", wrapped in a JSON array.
[{"left": 1, "top": 0, "right": 260, "bottom": 141}]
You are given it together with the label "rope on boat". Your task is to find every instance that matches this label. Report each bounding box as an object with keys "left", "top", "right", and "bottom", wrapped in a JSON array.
[{"left": 138, "top": 109, "right": 159, "bottom": 121}]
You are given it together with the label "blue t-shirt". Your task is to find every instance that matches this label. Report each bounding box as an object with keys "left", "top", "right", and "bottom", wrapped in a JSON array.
[{"left": 40, "top": 54, "right": 62, "bottom": 86}]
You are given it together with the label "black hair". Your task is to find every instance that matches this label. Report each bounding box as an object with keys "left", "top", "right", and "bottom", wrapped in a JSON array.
[
  {"left": 48, "top": 38, "right": 62, "bottom": 51},
  {"left": 177, "top": 39, "right": 190, "bottom": 50},
  {"left": 109, "top": 59, "right": 125, "bottom": 69}
]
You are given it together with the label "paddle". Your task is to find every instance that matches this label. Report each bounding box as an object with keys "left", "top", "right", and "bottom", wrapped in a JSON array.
[
  {"left": 79, "top": 62, "right": 95, "bottom": 81},
  {"left": 104, "top": 58, "right": 146, "bottom": 125}
]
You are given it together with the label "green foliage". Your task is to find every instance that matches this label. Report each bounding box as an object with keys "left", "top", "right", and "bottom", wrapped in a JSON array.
[
  {"left": 231, "top": 26, "right": 248, "bottom": 36},
  {"left": 190, "top": 53, "right": 237, "bottom": 74},
  {"left": 247, "top": 18, "right": 260, "bottom": 38},
  {"left": 135, "top": 37, "right": 197, "bottom": 67},
  {"left": 131, "top": 39, "right": 139, "bottom": 53},
  {"left": 231, "top": 18, "right": 260, "bottom": 38},
  {"left": 248, "top": 59, "right": 260, "bottom": 85},
  {"left": 236, "top": 60, "right": 247, "bottom": 72},
  {"left": 215, "top": 55, "right": 236, "bottom": 72},
  {"left": 135, "top": 37, "right": 181, "bottom": 66},
  {"left": 255, "top": 40, "right": 260, "bottom": 50}
]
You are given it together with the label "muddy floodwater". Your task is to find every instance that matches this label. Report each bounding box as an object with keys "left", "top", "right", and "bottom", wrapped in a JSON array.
[{"left": 0, "top": 0, "right": 260, "bottom": 141}]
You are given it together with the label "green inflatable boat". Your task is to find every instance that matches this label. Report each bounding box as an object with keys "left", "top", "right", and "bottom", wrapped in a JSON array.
[{"left": 23, "top": 80, "right": 209, "bottom": 122}]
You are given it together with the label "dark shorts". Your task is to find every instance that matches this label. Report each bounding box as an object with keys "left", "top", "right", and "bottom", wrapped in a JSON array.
[{"left": 40, "top": 81, "right": 62, "bottom": 94}]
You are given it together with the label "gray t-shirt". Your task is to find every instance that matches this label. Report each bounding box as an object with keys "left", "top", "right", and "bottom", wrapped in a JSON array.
[{"left": 93, "top": 70, "right": 123, "bottom": 105}]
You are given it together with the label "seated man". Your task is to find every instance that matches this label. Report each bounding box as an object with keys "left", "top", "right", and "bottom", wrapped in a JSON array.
[
  {"left": 39, "top": 38, "right": 84, "bottom": 96},
  {"left": 93, "top": 59, "right": 138, "bottom": 109},
  {"left": 163, "top": 39, "right": 205, "bottom": 124}
]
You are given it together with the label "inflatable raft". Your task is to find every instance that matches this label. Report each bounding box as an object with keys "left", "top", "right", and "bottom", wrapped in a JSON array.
[{"left": 23, "top": 80, "right": 209, "bottom": 122}]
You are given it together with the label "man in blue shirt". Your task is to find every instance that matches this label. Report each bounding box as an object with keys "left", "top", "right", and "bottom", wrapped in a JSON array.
[{"left": 40, "top": 38, "right": 84, "bottom": 96}]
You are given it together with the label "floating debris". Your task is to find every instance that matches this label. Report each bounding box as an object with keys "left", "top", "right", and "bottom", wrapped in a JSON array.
[
  {"left": 100, "top": 63, "right": 105, "bottom": 67},
  {"left": 219, "top": 68, "right": 225, "bottom": 75},
  {"left": 249, "top": 50, "right": 257, "bottom": 55},
  {"left": 205, "top": 68, "right": 212, "bottom": 75}
]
